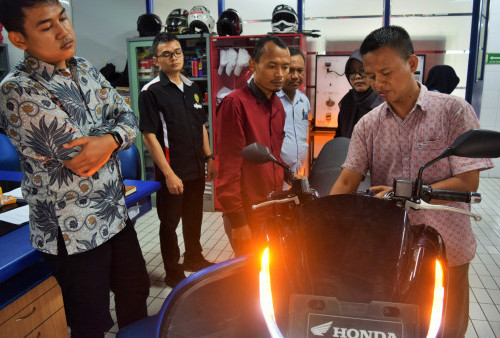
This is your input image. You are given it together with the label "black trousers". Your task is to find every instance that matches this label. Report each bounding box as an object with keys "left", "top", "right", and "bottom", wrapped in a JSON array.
[
  {"left": 156, "top": 177, "right": 205, "bottom": 273},
  {"left": 42, "top": 220, "right": 149, "bottom": 338}
]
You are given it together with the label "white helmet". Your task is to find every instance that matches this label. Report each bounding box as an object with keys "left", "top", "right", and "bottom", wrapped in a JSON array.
[
  {"left": 271, "top": 4, "right": 298, "bottom": 33},
  {"left": 188, "top": 6, "right": 215, "bottom": 34}
]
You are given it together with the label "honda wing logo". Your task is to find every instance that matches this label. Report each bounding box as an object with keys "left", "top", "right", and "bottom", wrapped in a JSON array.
[
  {"left": 310, "top": 321, "right": 397, "bottom": 338},
  {"left": 311, "top": 321, "right": 333, "bottom": 336}
]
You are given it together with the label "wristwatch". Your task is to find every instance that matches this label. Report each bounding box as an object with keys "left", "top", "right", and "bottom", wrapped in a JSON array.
[
  {"left": 204, "top": 154, "right": 215, "bottom": 162},
  {"left": 110, "top": 131, "right": 123, "bottom": 147}
]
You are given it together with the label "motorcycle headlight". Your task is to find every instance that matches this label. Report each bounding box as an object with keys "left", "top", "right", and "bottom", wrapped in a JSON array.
[
  {"left": 259, "top": 247, "right": 284, "bottom": 338},
  {"left": 427, "top": 259, "right": 445, "bottom": 338}
]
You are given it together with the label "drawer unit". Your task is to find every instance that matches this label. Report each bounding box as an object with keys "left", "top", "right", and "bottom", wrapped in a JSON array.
[{"left": 0, "top": 276, "right": 67, "bottom": 337}]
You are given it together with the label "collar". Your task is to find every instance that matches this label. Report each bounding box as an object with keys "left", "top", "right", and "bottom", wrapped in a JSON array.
[
  {"left": 249, "top": 79, "right": 272, "bottom": 104},
  {"left": 160, "top": 71, "right": 193, "bottom": 87},
  {"left": 277, "top": 88, "right": 304, "bottom": 105},
  {"left": 384, "top": 82, "right": 427, "bottom": 118},
  {"left": 22, "top": 51, "right": 76, "bottom": 80}
]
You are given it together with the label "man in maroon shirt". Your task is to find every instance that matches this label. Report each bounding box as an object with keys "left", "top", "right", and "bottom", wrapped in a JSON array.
[{"left": 216, "top": 35, "right": 290, "bottom": 255}]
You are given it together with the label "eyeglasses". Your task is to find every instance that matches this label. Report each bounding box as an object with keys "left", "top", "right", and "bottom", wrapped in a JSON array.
[
  {"left": 156, "top": 49, "right": 183, "bottom": 59},
  {"left": 348, "top": 70, "right": 367, "bottom": 79}
]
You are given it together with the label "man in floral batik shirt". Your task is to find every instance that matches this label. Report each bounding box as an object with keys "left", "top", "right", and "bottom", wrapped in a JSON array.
[{"left": 0, "top": 0, "right": 149, "bottom": 336}]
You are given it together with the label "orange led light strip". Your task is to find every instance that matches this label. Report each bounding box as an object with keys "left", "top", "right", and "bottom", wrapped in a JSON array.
[
  {"left": 427, "top": 260, "right": 445, "bottom": 338},
  {"left": 259, "top": 247, "right": 284, "bottom": 338}
]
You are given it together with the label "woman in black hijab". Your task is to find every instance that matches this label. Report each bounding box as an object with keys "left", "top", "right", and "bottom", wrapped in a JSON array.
[
  {"left": 424, "top": 65, "right": 460, "bottom": 94},
  {"left": 335, "top": 50, "right": 384, "bottom": 139}
]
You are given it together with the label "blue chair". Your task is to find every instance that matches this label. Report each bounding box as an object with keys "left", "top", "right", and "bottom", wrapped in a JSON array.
[
  {"left": 118, "top": 143, "right": 142, "bottom": 180},
  {"left": 0, "top": 133, "right": 21, "bottom": 171}
]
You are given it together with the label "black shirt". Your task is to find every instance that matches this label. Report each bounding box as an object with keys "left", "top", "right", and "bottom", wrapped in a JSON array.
[{"left": 139, "top": 72, "right": 206, "bottom": 183}]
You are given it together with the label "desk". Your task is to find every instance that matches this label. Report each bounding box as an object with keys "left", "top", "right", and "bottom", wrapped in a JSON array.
[{"left": 0, "top": 171, "right": 161, "bottom": 285}]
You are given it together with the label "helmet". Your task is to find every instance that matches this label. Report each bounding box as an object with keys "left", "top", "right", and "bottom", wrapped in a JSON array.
[
  {"left": 188, "top": 6, "right": 215, "bottom": 34},
  {"left": 216, "top": 8, "right": 243, "bottom": 36},
  {"left": 166, "top": 9, "right": 189, "bottom": 34},
  {"left": 271, "top": 4, "right": 298, "bottom": 33},
  {"left": 137, "top": 13, "right": 162, "bottom": 37}
]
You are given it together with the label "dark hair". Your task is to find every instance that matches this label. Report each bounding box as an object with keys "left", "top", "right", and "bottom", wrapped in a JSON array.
[
  {"left": 152, "top": 32, "right": 180, "bottom": 56},
  {"left": 252, "top": 35, "right": 288, "bottom": 63},
  {"left": 0, "top": 0, "right": 60, "bottom": 35},
  {"left": 289, "top": 47, "right": 305, "bottom": 62},
  {"left": 360, "top": 25, "right": 414, "bottom": 60}
]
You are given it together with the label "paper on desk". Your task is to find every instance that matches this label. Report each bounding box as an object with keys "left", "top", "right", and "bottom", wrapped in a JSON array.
[
  {"left": 3, "top": 187, "right": 24, "bottom": 200},
  {"left": 128, "top": 205, "right": 140, "bottom": 220},
  {"left": 0, "top": 204, "right": 30, "bottom": 225}
]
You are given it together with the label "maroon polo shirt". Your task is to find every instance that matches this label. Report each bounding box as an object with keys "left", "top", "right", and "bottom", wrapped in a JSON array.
[{"left": 215, "top": 80, "right": 286, "bottom": 229}]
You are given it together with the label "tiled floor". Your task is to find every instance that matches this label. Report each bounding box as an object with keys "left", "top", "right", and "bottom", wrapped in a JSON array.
[
  {"left": 466, "top": 177, "right": 500, "bottom": 337},
  {"left": 105, "top": 178, "right": 500, "bottom": 337},
  {"left": 105, "top": 208, "right": 233, "bottom": 337}
]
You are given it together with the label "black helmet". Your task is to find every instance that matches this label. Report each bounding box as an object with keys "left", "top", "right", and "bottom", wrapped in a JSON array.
[
  {"left": 188, "top": 6, "right": 215, "bottom": 34},
  {"left": 137, "top": 13, "right": 162, "bottom": 37},
  {"left": 216, "top": 8, "right": 242, "bottom": 36},
  {"left": 271, "top": 4, "right": 298, "bottom": 33},
  {"left": 166, "top": 8, "right": 189, "bottom": 34}
]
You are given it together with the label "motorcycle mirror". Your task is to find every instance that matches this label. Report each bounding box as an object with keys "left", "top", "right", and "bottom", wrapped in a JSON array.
[
  {"left": 242, "top": 143, "right": 277, "bottom": 164},
  {"left": 440, "top": 129, "right": 500, "bottom": 159},
  {"left": 242, "top": 143, "right": 295, "bottom": 175},
  {"left": 414, "top": 129, "right": 500, "bottom": 200}
]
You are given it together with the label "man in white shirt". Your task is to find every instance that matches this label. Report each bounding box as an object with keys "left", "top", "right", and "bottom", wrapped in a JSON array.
[{"left": 277, "top": 47, "right": 310, "bottom": 177}]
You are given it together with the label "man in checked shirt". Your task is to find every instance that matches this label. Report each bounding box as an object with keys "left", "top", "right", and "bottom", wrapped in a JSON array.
[{"left": 330, "top": 26, "right": 493, "bottom": 337}]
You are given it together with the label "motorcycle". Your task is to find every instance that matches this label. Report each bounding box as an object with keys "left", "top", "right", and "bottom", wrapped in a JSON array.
[{"left": 118, "top": 129, "right": 500, "bottom": 338}]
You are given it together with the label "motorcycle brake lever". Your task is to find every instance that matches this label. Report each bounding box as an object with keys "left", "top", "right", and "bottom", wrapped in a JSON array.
[
  {"left": 252, "top": 196, "right": 300, "bottom": 210},
  {"left": 405, "top": 200, "right": 482, "bottom": 221}
]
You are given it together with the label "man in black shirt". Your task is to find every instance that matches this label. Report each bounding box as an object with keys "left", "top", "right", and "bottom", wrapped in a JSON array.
[{"left": 139, "top": 32, "right": 216, "bottom": 287}]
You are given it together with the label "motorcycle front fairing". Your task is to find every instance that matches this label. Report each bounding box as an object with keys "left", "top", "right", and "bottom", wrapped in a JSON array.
[
  {"left": 118, "top": 255, "right": 270, "bottom": 338},
  {"left": 118, "top": 196, "right": 447, "bottom": 338},
  {"left": 267, "top": 195, "right": 447, "bottom": 337}
]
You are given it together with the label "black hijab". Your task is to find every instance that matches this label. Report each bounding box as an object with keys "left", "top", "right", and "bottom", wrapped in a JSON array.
[
  {"left": 335, "top": 50, "right": 384, "bottom": 139},
  {"left": 424, "top": 65, "right": 460, "bottom": 94}
]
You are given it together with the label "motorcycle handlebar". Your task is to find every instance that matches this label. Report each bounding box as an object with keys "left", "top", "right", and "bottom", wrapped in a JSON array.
[
  {"left": 268, "top": 190, "right": 293, "bottom": 200},
  {"left": 421, "top": 185, "right": 481, "bottom": 203}
]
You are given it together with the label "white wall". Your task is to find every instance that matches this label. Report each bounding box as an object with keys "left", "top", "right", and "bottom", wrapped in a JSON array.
[
  {"left": 479, "top": 0, "right": 500, "bottom": 177},
  {"left": 1, "top": 0, "right": 144, "bottom": 74},
  {"left": 1, "top": 29, "right": 24, "bottom": 71},
  {"left": 72, "top": 0, "right": 144, "bottom": 72}
]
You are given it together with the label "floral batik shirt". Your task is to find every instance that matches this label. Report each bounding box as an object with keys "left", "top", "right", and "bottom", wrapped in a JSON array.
[{"left": 0, "top": 53, "right": 138, "bottom": 255}]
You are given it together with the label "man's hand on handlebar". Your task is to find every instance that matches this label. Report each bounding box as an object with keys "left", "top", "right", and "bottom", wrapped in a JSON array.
[{"left": 369, "top": 185, "right": 393, "bottom": 199}]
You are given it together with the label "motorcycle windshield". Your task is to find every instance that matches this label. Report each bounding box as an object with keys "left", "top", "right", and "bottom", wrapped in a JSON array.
[{"left": 296, "top": 194, "right": 410, "bottom": 303}]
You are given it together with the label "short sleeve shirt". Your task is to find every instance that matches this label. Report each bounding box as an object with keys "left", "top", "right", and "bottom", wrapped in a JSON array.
[
  {"left": 139, "top": 72, "right": 206, "bottom": 183},
  {"left": 277, "top": 89, "right": 310, "bottom": 173},
  {"left": 343, "top": 84, "right": 494, "bottom": 266}
]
